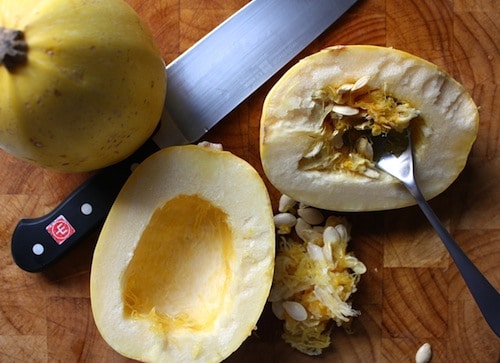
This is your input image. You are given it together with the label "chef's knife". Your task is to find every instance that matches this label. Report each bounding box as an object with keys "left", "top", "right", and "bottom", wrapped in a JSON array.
[{"left": 11, "top": 0, "right": 358, "bottom": 272}]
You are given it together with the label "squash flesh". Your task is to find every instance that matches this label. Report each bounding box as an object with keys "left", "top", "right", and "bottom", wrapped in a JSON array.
[{"left": 122, "top": 194, "right": 234, "bottom": 334}]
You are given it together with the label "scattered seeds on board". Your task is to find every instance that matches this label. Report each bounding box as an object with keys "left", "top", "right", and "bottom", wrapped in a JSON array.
[
  {"left": 297, "top": 206, "right": 325, "bottom": 225},
  {"left": 282, "top": 301, "right": 308, "bottom": 322},
  {"left": 323, "top": 225, "right": 341, "bottom": 245},
  {"left": 278, "top": 194, "right": 297, "bottom": 213},
  {"left": 269, "top": 193, "right": 367, "bottom": 356},
  {"left": 415, "top": 342, "right": 432, "bottom": 363},
  {"left": 273, "top": 212, "right": 297, "bottom": 234},
  {"left": 197, "top": 141, "right": 223, "bottom": 150},
  {"left": 294, "top": 217, "right": 321, "bottom": 243}
]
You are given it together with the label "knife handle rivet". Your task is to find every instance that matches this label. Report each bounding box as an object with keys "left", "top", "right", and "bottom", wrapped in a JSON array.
[
  {"left": 32, "top": 243, "right": 44, "bottom": 256},
  {"left": 81, "top": 203, "right": 93, "bottom": 216}
]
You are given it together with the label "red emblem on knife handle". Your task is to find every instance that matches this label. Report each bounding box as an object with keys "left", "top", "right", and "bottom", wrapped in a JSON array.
[{"left": 45, "top": 215, "right": 76, "bottom": 245}]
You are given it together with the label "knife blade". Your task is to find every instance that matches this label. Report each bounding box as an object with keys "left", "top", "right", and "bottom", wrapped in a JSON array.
[{"left": 11, "top": 0, "right": 358, "bottom": 272}]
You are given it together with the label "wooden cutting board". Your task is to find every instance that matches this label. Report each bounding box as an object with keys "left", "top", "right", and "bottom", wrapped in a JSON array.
[{"left": 0, "top": 0, "right": 498, "bottom": 362}]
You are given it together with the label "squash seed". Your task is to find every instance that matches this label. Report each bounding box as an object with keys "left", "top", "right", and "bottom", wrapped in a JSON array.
[
  {"left": 297, "top": 207, "right": 324, "bottom": 225},
  {"left": 282, "top": 301, "right": 308, "bottom": 321},
  {"left": 415, "top": 342, "right": 432, "bottom": 363},
  {"left": 332, "top": 104, "right": 360, "bottom": 116},
  {"left": 351, "top": 75, "right": 370, "bottom": 92},
  {"left": 278, "top": 194, "right": 297, "bottom": 213}
]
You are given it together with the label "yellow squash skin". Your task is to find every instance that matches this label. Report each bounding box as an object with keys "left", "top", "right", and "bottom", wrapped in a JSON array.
[
  {"left": 0, "top": 0, "right": 166, "bottom": 172},
  {"left": 91, "top": 144, "right": 275, "bottom": 363},
  {"left": 260, "top": 45, "right": 479, "bottom": 211}
]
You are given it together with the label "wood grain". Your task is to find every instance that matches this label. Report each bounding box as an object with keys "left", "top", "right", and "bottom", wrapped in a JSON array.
[{"left": 1, "top": 0, "right": 499, "bottom": 362}]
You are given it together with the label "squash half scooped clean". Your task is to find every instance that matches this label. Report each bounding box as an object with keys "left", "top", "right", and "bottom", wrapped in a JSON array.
[
  {"left": 260, "top": 45, "right": 479, "bottom": 211},
  {"left": 90, "top": 144, "right": 275, "bottom": 363}
]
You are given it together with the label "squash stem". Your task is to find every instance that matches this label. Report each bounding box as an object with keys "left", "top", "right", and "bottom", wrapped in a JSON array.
[{"left": 0, "top": 27, "right": 28, "bottom": 71}]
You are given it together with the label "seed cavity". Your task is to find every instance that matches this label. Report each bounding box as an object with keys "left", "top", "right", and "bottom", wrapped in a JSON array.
[
  {"left": 301, "top": 75, "right": 421, "bottom": 178},
  {"left": 303, "top": 140, "right": 324, "bottom": 158}
]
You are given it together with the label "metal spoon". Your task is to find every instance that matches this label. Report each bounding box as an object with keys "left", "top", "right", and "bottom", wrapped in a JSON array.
[{"left": 375, "top": 130, "right": 500, "bottom": 337}]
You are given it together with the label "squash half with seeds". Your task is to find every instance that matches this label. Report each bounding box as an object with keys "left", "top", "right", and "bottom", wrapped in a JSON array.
[
  {"left": 260, "top": 45, "right": 479, "bottom": 211},
  {"left": 90, "top": 144, "right": 275, "bottom": 363}
]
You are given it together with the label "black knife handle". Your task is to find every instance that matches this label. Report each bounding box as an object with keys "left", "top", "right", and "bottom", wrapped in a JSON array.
[{"left": 11, "top": 139, "right": 159, "bottom": 272}]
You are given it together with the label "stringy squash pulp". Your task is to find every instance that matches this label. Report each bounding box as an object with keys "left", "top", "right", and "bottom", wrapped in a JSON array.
[
  {"left": 260, "top": 45, "right": 479, "bottom": 211},
  {"left": 270, "top": 196, "right": 366, "bottom": 355},
  {"left": 90, "top": 144, "right": 275, "bottom": 363},
  {"left": 0, "top": 0, "right": 166, "bottom": 172}
]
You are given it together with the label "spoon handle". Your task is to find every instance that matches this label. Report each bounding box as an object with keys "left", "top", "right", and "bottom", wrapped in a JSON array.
[{"left": 404, "top": 180, "right": 500, "bottom": 337}]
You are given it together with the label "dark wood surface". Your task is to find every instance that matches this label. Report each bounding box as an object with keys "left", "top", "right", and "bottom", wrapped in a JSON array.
[{"left": 1, "top": 0, "right": 499, "bottom": 362}]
